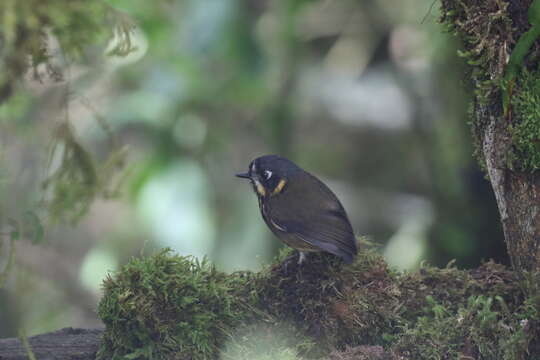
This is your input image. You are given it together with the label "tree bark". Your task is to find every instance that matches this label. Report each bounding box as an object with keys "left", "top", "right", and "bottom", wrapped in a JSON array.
[
  {"left": 441, "top": 0, "right": 540, "bottom": 273},
  {"left": 480, "top": 102, "right": 540, "bottom": 273},
  {"left": 0, "top": 327, "right": 102, "bottom": 360}
]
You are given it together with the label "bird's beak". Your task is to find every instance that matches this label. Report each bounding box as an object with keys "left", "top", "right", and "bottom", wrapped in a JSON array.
[{"left": 235, "top": 172, "right": 251, "bottom": 179}]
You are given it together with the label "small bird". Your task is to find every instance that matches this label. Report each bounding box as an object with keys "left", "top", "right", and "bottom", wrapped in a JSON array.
[{"left": 236, "top": 155, "right": 357, "bottom": 264}]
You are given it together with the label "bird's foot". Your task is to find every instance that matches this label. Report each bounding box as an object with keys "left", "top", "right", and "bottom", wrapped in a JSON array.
[
  {"left": 280, "top": 253, "right": 297, "bottom": 275},
  {"left": 279, "top": 252, "right": 309, "bottom": 275}
]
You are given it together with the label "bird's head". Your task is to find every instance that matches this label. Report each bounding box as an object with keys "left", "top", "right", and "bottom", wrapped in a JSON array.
[{"left": 236, "top": 155, "right": 296, "bottom": 197}]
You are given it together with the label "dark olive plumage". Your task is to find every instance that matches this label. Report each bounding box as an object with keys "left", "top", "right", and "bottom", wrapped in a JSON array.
[{"left": 236, "top": 155, "right": 357, "bottom": 264}]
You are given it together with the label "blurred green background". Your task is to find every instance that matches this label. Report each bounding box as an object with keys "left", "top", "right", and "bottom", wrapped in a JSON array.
[{"left": 0, "top": 0, "right": 506, "bottom": 337}]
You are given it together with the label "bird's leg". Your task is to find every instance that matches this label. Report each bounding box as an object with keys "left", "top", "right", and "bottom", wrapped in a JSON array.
[
  {"left": 279, "top": 251, "right": 296, "bottom": 275},
  {"left": 298, "top": 251, "right": 308, "bottom": 265}
]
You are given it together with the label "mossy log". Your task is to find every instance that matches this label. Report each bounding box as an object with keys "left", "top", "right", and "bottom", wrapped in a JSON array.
[
  {"left": 94, "top": 249, "right": 539, "bottom": 359},
  {"left": 0, "top": 249, "right": 538, "bottom": 359},
  {"left": 440, "top": 0, "right": 540, "bottom": 273}
]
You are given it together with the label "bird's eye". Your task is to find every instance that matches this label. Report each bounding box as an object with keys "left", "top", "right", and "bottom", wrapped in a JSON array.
[{"left": 264, "top": 170, "right": 272, "bottom": 180}]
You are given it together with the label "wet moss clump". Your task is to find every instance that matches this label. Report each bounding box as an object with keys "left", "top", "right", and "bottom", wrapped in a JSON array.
[
  {"left": 394, "top": 295, "right": 534, "bottom": 359},
  {"left": 97, "top": 249, "right": 251, "bottom": 359},
  {"left": 97, "top": 248, "right": 540, "bottom": 359},
  {"left": 252, "top": 247, "right": 399, "bottom": 355}
]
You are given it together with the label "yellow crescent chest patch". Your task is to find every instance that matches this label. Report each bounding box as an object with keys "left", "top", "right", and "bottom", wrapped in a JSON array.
[
  {"left": 254, "top": 180, "right": 266, "bottom": 197},
  {"left": 272, "top": 179, "right": 287, "bottom": 195}
]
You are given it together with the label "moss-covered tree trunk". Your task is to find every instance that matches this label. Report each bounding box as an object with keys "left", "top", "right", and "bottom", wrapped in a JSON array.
[
  {"left": 441, "top": 0, "right": 540, "bottom": 273},
  {"left": 482, "top": 108, "right": 540, "bottom": 273}
]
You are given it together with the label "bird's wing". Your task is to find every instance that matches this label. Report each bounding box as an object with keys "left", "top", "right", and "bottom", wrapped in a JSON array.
[{"left": 267, "top": 173, "right": 357, "bottom": 263}]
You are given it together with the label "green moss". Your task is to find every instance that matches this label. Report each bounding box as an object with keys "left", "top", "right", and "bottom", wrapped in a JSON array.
[
  {"left": 502, "top": 0, "right": 540, "bottom": 116},
  {"left": 440, "top": 1, "right": 540, "bottom": 174},
  {"left": 97, "top": 249, "right": 250, "bottom": 360},
  {"left": 393, "top": 294, "right": 537, "bottom": 360},
  {"left": 220, "top": 323, "right": 306, "bottom": 360},
  {"left": 391, "top": 261, "right": 540, "bottom": 359},
  {"left": 508, "top": 70, "right": 540, "bottom": 171},
  {"left": 97, "top": 246, "right": 394, "bottom": 359},
  {"left": 97, "top": 248, "right": 539, "bottom": 359},
  {"left": 440, "top": 0, "right": 512, "bottom": 102},
  {"left": 251, "top": 241, "right": 402, "bottom": 355},
  {"left": 253, "top": 250, "right": 355, "bottom": 356},
  {"left": 439, "top": 0, "right": 514, "bottom": 168}
]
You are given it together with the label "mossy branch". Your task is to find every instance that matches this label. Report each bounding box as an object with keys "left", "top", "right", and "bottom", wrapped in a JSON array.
[
  {"left": 96, "top": 249, "right": 540, "bottom": 359},
  {"left": 0, "top": 249, "right": 538, "bottom": 359}
]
